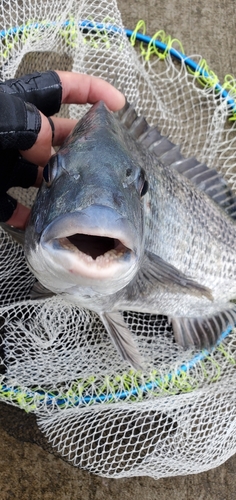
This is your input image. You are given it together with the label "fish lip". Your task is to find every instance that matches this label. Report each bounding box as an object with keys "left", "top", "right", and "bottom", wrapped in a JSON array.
[
  {"left": 40, "top": 205, "right": 140, "bottom": 279},
  {"left": 41, "top": 205, "right": 139, "bottom": 261}
]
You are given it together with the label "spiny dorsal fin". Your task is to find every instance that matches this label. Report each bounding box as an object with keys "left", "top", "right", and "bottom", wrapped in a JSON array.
[
  {"left": 129, "top": 115, "right": 149, "bottom": 139},
  {"left": 138, "top": 125, "right": 163, "bottom": 147},
  {"left": 116, "top": 100, "right": 236, "bottom": 220},
  {"left": 116, "top": 100, "right": 138, "bottom": 128},
  {"left": 158, "top": 145, "right": 183, "bottom": 165}
]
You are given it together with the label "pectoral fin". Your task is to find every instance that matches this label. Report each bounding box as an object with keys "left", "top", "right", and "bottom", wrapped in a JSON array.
[
  {"left": 100, "top": 311, "right": 143, "bottom": 370},
  {"left": 139, "top": 251, "right": 213, "bottom": 300},
  {"left": 171, "top": 306, "right": 236, "bottom": 349}
]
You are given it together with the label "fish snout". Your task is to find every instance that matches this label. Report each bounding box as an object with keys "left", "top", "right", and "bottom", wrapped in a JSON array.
[{"left": 40, "top": 205, "right": 141, "bottom": 291}]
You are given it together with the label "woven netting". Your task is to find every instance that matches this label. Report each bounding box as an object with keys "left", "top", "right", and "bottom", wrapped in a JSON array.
[{"left": 0, "top": 0, "right": 236, "bottom": 479}]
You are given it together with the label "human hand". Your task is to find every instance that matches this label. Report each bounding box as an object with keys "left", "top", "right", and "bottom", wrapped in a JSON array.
[{"left": 0, "top": 70, "right": 125, "bottom": 230}]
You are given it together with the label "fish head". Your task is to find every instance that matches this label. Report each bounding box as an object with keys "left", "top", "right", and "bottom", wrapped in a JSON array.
[{"left": 25, "top": 101, "right": 149, "bottom": 297}]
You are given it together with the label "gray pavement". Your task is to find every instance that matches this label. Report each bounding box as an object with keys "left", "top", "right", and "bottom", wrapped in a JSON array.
[{"left": 1, "top": 1, "right": 236, "bottom": 498}]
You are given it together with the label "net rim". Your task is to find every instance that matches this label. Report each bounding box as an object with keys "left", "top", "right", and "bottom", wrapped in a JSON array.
[
  {"left": 1, "top": 19, "right": 236, "bottom": 114},
  {"left": 0, "top": 324, "right": 233, "bottom": 411}
]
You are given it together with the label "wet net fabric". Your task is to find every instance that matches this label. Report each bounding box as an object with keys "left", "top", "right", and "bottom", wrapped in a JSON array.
[{"left": 0, "top": 0, "right": 236, "bottom": 479}]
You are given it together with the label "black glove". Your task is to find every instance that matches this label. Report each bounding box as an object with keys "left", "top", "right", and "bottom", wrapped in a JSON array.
[{"left": 0, "top": 70, "right": 62, "bottom": 221}]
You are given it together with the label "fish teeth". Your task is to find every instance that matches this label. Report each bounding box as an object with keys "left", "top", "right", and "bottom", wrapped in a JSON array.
[
  {"left": 82, "top": 253, "right": 94, "bottom": 262},
  {"left": 96, "top": 248, "right": 125, "bottom": 263}
]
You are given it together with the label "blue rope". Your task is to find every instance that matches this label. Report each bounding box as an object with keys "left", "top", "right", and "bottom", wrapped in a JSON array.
[
  {"left": 0, "top": 20, "right": 235, "bottom": 112},
  {"left": 1, "top": 325, "right": 233, "bottom": 408}
]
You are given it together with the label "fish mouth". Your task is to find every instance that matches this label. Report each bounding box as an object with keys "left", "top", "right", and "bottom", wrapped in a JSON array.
[
  {"left": 58, "top": 234, "right": 130, "bottom": 262},
  {"left": 40, "top": 205, "right": 139, "bottom": 284}
]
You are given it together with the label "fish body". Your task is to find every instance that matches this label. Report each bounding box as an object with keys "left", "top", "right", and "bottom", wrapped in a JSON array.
[{"left": 24, "top": 100, "right": 236, "bottom": 369}]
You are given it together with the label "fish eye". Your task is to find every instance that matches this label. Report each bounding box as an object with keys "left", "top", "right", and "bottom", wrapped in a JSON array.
[
  {"left": 43, "top": 156, "right": 58, "bottom": 187},
  {"left": 138, "top": 168, "right": 149, "bottom": 197}
]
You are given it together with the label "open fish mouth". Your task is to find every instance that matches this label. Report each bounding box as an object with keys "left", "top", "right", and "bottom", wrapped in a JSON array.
[
  {"left": 40, "top": 205, "right": 139, "bottom": 281},
  {"left": 57, "top": 234, "right": 132, "bottom": 262}
]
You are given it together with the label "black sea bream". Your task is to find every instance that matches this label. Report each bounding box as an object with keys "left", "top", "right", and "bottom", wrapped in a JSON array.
[{"left": 24, "top": 100, "right": 236, "bottom": 369}]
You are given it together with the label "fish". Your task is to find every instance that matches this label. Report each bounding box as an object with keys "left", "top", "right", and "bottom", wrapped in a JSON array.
[{"left": 16, "top": 98, "right": 236, "bottom": 370}]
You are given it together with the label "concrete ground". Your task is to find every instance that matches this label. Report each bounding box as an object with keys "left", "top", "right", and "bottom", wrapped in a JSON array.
[{"left": 1, "top": 1, "right": 236, "bottom": 499}]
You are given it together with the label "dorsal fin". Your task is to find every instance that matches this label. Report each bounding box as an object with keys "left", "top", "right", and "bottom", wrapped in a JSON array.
[{"left": 116, "top": 101, "right": 236, "bottom": 220}]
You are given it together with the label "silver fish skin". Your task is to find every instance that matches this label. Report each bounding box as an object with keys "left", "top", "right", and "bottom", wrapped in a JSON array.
[{"left": 24, "top": 100, "right": 236, "bottom": 370}]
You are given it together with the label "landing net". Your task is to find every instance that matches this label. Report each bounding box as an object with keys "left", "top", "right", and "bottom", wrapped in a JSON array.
[{"left": 0, "top": 0, "right": 236, "bottom": 479}]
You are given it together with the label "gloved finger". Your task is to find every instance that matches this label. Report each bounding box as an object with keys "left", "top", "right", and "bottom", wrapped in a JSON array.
[
  {"left": 2, "top": 166, "right": 45, "bottom": 227},
  {"left": 3, "top": 162, "right": 50, "bottom": 229},
  {"left": 2, "top": 156, "right": 38, "bottom": 192},
  {"left": 0, "top": 193, "right": 17, "bottom": 223},
  {"left": 0, "top": 71, "right": 62, "bottom": 117},
  {"left": 56, "top": 71, "right": 125, "bottom": 110},
  {"left": 0, "top": 92, "right": 41, "bottom": 151},
  {"left": 0, "top": 155, "right": 39, "bottom": 223}
]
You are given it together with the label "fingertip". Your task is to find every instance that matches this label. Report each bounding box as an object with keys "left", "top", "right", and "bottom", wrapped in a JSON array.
[
  {"left": 56, "top": 70, "right": 126, "bottom": 111},
  {"left": 88, "top": 76, "right": 126, "bottom": 111},
  {"left": 109, "top": 88, "right": 126, "bottom": 111}
]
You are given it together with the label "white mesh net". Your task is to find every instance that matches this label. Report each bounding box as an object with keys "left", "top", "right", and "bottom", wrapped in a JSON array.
[{"left": 0, "top": 0, "right": 236, "bottom": 479}]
